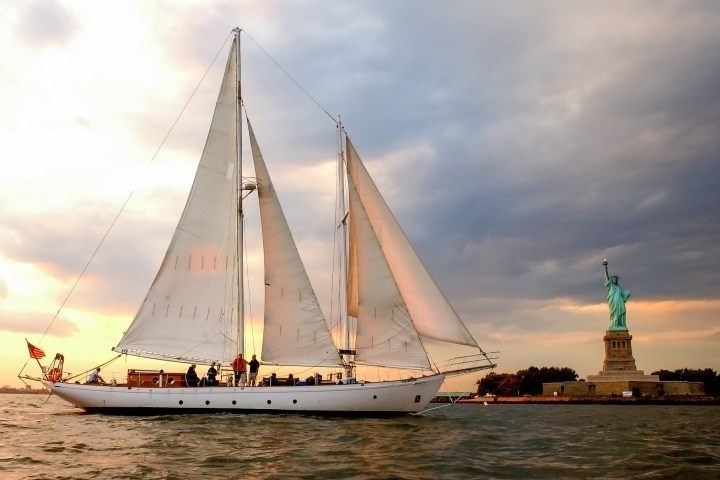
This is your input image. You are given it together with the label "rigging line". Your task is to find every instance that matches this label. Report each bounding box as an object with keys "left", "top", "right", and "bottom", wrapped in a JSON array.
[
  {"left": 240, "top": 30, "right": 338, "bottom": 124},
  {"left": 65, "top": 354, "right": 122, "bottom": 382},
  {"left": 39, "top": 32, "right": 234, "bottom": 342}
]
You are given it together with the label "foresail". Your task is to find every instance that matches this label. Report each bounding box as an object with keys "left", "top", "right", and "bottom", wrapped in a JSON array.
[
  {"left": 345, "top": 138, "right": 480, "bottom": 349},
  {"left": 347, "top": 177, "right": 431, "bottom": 369},
  {"left": 115, "top": 39, "right": 240, "bottom": 364},
  {"left": 248, "top": 120, "right": 342, "bottom": 367}
]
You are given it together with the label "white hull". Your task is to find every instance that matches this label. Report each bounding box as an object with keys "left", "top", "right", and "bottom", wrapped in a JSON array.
[{"left": 43, "top": 375, "right": 445, "bottom": 415}]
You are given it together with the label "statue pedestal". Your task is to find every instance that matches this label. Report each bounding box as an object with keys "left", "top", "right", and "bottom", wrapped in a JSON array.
[{"left": 586, "top": 330, "right": 659, "bottom": 382}]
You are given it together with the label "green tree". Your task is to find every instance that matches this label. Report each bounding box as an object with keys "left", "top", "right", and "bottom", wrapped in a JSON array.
[{"left": 477, "top": 366, "right": 578, "bottom": 396}]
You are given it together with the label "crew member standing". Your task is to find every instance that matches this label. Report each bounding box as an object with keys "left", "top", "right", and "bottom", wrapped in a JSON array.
[
  {"left": 248, "top": 354, "right": 260, "bottom": 386},
  {"left": 232, "top": 354, "right": 247, "bottom": 387}
]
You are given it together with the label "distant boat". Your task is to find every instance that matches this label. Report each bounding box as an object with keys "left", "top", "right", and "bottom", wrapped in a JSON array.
[{"left": 35, "top": 28, "right": 496, "bottom": 415}]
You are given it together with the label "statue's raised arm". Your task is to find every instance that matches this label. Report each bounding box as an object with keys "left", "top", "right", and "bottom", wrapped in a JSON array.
[
  {"left": 603, "top": 259, "right": 631, "bottom": 330},
  {"left": 603, "top": 259, "right": 610, "bottom": 282}
]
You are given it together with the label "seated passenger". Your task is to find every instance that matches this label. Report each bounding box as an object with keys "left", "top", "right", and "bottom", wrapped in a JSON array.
[
  {"left": 87, "top": 367, "right": 105, "bottom": 385},
  {"left": 206, "top": 362, "right": 218, "bottom": 386},
  {"left": 286, "top": 373, "right": 295, "bottom": 386},
  {"left": 186, "top": 364, "right": 200, "bottom": 387}
]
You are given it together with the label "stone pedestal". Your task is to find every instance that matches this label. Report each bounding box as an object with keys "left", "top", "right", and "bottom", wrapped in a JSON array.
[
  {"left": 586, "top": 330, "right": 659, "bottom": 382},
  {"left": 602, "top": 330, "right": 637, "bottom": 373}
]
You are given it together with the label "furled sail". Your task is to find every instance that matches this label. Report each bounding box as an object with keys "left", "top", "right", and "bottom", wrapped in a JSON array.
[
  {"left": 345, "top": 138, "right": 479, "bottom": 351},
  {"left": 248, "top": 120, "right": 342, "bottom": 367},
  {"left": 115, "top": 39, "right": 240, "bottom": 363}
]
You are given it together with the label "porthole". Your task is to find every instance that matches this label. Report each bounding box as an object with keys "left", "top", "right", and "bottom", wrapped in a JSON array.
[
  {"left": 373, "top": 395, "right": 377, "bottom": 399},
  {"left": 267, "top": 400, "right": 272, "bottom": 404},
  {"left": 293, "top": 399, "right": 297, "bottom": 404},
  {"left": 179, "top": 400, "right": 184, "bottom": 405},
  {"left": 152, "top": 377, "right": 159, "bottom": 384},
  {"left": 167, "top": 377, "right": 175, "bottom": 385},
  {"left": 232, "top": 400, "right": 237, "bottom": 405},
  {"left": 205, "top": 400, "right": 210, "bottom": 405}
]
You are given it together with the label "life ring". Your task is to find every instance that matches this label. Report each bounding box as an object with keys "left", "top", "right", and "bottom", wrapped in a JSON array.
[{"left": 47, "top": 367, "right": 63, "bottom": 382}]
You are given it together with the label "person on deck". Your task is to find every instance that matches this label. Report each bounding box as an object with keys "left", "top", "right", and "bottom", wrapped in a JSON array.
[
  {"left": 206, "top": 362, "right": 218, "bottom": 386},
  {"left": 87, "top": 367, "right": 105, "bottom": 384},
  {"left": 186, "top": 364, "right": 200, "bottom": 387},
  {"left": 248, "top": 354, "right": 260, "bottom": 386},
  {"left": 232, "top": 354, "right": 247, "bottom": 387}
]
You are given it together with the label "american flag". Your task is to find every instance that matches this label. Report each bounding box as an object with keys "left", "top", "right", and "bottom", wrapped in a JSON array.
[{"left": 26, "top": 341, "right": 46, "bottom": 360}]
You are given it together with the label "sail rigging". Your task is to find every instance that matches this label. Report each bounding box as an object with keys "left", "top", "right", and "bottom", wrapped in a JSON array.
[{"left": 112, "top": 28, "right": 493, "bottom": 376}]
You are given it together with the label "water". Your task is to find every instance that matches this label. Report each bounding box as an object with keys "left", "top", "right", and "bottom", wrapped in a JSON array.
[{"left": 1, "top": 394, "right": 718, "bottom": 479}]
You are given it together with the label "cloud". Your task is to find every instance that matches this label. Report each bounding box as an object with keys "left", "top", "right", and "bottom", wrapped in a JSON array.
[
  {"left": 0, "top": 310, "right": 78, "bottom": 337},
  {"left": 15, "top": 0, "right": 78, "bottom": 47}
]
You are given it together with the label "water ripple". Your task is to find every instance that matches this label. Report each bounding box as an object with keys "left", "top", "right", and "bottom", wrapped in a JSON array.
[{"left": 0, "top": 396, "right": 718, "bottom": 479}]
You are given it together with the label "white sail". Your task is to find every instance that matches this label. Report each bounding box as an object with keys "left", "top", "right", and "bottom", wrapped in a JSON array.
[
  {"left": 115, "top": 40, "right": 240, "bottom": 363},
  {"left": 248, "top": 121, "right": 342, "bottom": 367},
  {"left": 345, "top": 138, "right": 479, "bottom": 349},
  {"left": 347, "top": 174, "right": 430, "bottom": 369}
]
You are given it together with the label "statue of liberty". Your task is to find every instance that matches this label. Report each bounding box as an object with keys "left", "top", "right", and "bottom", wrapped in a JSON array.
[{"left": 603, "top": 259, "right": 630, "bottom": 330}]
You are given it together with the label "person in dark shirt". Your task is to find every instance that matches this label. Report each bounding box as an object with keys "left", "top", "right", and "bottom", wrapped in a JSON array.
[
  {"left": 248, "top": 354, "right": 260, "bottom": 386},
  {"left": 206, "top": 362, "right": 218, "bottom": 386},
  {"left": 186, "top": 364, "right": 200, "bottom": 387}
]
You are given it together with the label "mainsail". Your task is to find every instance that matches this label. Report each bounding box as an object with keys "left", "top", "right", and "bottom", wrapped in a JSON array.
[
  {"left": 115, "top": 39, "right": 240, "bottom": 363},
  {"left": 345, "top": 138, "right": 479, "bottom": 370}
]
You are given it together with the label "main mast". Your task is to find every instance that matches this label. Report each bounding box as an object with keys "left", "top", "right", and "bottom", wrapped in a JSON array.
[
  {"left": 336, "top": 121, "right": 355, "bottom": 380},
  {"left": 234, "top": 27, "right": 244, "bottom": 357}
]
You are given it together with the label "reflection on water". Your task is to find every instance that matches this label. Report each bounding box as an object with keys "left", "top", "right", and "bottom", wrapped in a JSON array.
[{"left": 1, "top": 394, "right": 718, "bottom": 479}]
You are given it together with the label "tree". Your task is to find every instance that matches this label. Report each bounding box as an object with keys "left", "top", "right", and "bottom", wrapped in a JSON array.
[{"left": 477, "top": 366, "right": 578, "bottom": 396}]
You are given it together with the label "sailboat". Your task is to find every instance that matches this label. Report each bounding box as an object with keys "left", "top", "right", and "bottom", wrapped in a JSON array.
[{"left": 35, "top": 28, "right": 496, "bottom": 415}]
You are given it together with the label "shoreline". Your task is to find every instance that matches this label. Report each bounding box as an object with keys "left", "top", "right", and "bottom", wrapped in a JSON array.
[
  {"left": 459, "top": 395, "right": 720, "bottom": 405},
  {"left": 0, "top": 390, "right": 46, "bottom": 394}
]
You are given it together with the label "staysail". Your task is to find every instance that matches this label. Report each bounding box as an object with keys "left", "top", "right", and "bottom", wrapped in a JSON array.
[
  {"left": 115, "top": 39, "right": 241, "bottom": 363},
  {"left": 248, "top": 120, "right": 342, "bottom": 367},
  {"left": 345, "top": 138, "right": 479, "bottom": 370}
]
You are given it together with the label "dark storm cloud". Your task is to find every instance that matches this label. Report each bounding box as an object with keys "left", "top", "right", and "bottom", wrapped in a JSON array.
[{"left": 346, "top": 3, "right": 720, "bottom": 313}]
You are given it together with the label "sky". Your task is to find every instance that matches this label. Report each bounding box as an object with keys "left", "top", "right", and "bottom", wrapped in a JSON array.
[{"left": 1, "top": 0, "right": 719, "bottom": 392}]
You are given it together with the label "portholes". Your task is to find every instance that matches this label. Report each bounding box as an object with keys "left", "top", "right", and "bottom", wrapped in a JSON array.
[
  {"left": 205, "top": 400, "right": 210, "bottom": 405},
  {"left": 293, "top": 399, "right": 297, "bottom": 404},
  {"left": 232, "top": 400, "right": 237, "bottom": 405},
  {"left": 179, "top": 400, "right": 184, "bottom": 405},
  {"left": 167, "top": 377, "right": 175, "bottom": 385},
  {"left": 267, "top": 400, "right": 272, "bottom": 404}
]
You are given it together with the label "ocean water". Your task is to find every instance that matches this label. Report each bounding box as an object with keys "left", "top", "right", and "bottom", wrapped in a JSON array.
[{"left": 0, "top": 394, "right": 718, "bottom": 480}]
